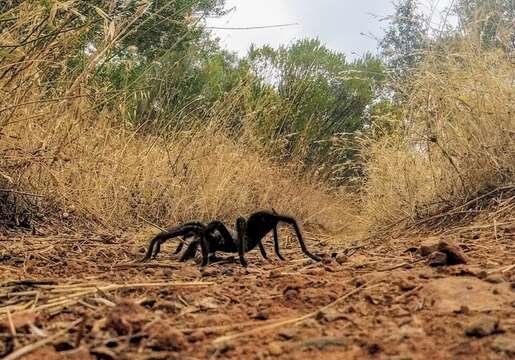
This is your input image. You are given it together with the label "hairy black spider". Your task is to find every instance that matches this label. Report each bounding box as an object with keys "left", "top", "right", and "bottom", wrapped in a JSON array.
[{"left": 141, "top": 210, "right": 321, "bottom": 267}]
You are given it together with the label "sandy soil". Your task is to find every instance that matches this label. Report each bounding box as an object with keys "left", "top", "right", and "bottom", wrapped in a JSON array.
[{"left": 0, "top": 225, "right": 513, "bottom": 359}]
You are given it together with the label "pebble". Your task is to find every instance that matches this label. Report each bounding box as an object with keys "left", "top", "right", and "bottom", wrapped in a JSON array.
[
  {"left": 283, "top": 287, "right": 299, "bottom": 301},
  {"left": 426, "top": 251, "right": 448, "bottom": 267},
  {"left": 453, "top": 305, "right": 470, "bottom": 315},
  {"left": 484, "top": 275, "right": 504, "bottom": 284},
  {"left": 465, "top": 316, "right": 500, "bottom": 337},
  {"left": 268, "top": 341, "right": 283, "bottom": 356},
  {"left": 398, "top": 280, "right": 417, "bottom": 291},
  {"left": 301, "top": 337, "right": 347, "bottom": 350},
  {"left": 316, "top": 308, "right": 346, "bottom": 322},
  {"left": 209, "top": 340, "right": 234, "bottom": 354},
  {"left": 335, "top": 253, "right": 348, "bottom": 265},
  {"left": 399, "top": 325, "right": 426, "bottom": 339},
  {"left": 277, "top": 328, "right": 298, "bottom": 340},
  {"left": 419, "top": 240, "right": 439, "bottom": 257},
  {"left": 491, "top": 336, "right": 515, "bottom": 356},
  {"left": 253, "top": 310, "right": 269, "bottom": 321},
  {"left": 300, "top": 318, "right": 319, "bottom": 329},
  {"left": 437, "top": 241, "right": 467, "bottom": 265}
]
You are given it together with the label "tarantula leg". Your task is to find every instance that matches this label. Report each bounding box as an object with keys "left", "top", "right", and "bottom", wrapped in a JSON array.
[
  {"left": 278, "top": 216, "right": 321, "bottom": 262},
  {"left": 179, "top": 239, "right": 200, "bottom": 262},
  {"left": 258, "top": 241, "right": 268, "bottom": 259},
  {"left": 173, "top": 239, "right": 185, "bottom": 255},
  {"left": 142, "top": 236, "right": 162, "bottom": 261},
  {"left": 272, "top": 226, "right": 286, "bottom": 261},
  {"left": 236, "top": 217, "right": 248, "bottom": 267},
  {"left": 200, "top": 234, "right": 210, "bottom": 267},
  {"left": 140, "top": 223, "right": 204, "bottom": 262}
]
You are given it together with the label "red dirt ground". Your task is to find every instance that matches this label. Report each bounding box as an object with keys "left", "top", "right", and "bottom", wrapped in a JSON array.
[{"left": 0, "top": 224, "right": 514, "bottom": 359}]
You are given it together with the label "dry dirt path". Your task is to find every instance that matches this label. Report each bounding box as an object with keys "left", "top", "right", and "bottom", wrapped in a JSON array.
[{"left": 0, "top": 228, "right": 513, "bottom": 359}]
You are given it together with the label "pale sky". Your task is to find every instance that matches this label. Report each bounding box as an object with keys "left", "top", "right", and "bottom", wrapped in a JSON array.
[{"left": 205, "top": 0, "right": 454, "bottom": 58}]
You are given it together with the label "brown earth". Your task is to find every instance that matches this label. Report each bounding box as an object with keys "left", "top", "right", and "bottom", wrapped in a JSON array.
[{"left": 0, "top": 224, "right": 514, "bottom": 360}]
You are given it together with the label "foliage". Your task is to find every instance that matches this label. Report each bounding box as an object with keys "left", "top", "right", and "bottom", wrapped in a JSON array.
[
  {"left": 379, "top": 0, "right": 428, "bottom": 79},
  {"left": 0, "top": 1, "right": 350, "bottom": 232},
  {"left": 247, "top": 39, "right": 386, "bottom": 178},
  {"left": 454, "top": 0, "right": 514, "bottom": 50}
]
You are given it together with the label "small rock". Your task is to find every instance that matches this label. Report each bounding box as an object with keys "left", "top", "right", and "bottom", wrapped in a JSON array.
[
  {"left": 253, "top": 310, "right": 269, "bottom": 321},
  {"left": 209, "top": 340, "right": 234, "bottom": 354},
  {"left": 316, "top": 308, "right": 346, "bottom": 322},
  {"left": 491, "top": 335, "right": 515, "bottom": 356},
  {"left": 301, "top": 337, "right": 347, "bottom": 350},
  {"left": 195, "top": 297, "right": 219, "bottom": 311},
  {"left": 222, "top": 269, "right": 233, "bottom": 276},
  {"left": 283, "top": 287, "right": 299, "bottom": 301},
  {"left": 146, "top": 323, "right": 186, "bottom": 351},
  {"left": 277, "top": 328, "right": 298, "bottom": 340},
  {"left": 476, "top": 270, "right": 488, "bottom": 279},
  {"left": 200, "top": 268, "right": 218, "bottom": 277},
  {"left": 300, "top": 318, "right": 319, "bottom": 329},
  {"left": 398, "top": 280, "right": 417, "bottom": 291},
  {"left": 438, "top": 241, "right": 467, "bottom": 265},
  {"left": 367, "top": 342, "right": 381, "bottom": 355},
  {"left": 485, "top": 275, "right": 503, "bottom": 284},
  {"left": 306, "top": 267, "right": 325, "bottom": 276},
  {"left": 419, "top": 240, "right": 439, "bottom": 257},
  {"left": 335, "top": 253, "right": 348, "bottom": 265},
  {"left": 453, "top": 305, "right": 470, "bottom": 315},
  {"left": 268, "top": 342, "right": 283, "bottom": 356},
  {"left": 106, "top": 301, "right": 149, "bottom": 335},
  {"left": 399, "top": 325, "right": 426, "bottom": 339},
  {"left": 465, "top": 316, "right": 501, "bottom": 337},
  {"left": 427, "top": 251, "right": 448, "bottom": 267}
]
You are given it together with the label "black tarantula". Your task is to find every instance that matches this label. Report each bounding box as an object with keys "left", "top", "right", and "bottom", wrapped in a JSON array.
[{"left": 141, "top": 210, "right": 321, "bottom": 267}]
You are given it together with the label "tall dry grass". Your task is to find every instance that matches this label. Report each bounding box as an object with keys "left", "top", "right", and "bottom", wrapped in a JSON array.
[
  {"left": 0, "top": 2, "right": 351, "bottom": 234},
  {"left": 361, "top": 38, "right": 515, "bottom": 230}
]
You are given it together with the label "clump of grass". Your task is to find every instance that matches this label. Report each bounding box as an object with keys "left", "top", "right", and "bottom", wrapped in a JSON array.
[
  {"left": 0, "top": 3, "right": 351, "bottom": 234},
  {"left": 361, "top": 38, "right": 515, "bottom": 231}
]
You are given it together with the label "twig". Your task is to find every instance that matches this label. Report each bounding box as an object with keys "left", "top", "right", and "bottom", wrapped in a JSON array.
[
  {"left": 378, "top": 258, "right": 425, "bottom": 272},
  {"left": 74, "top": 316, "right": 87, "bottom": 348},
  {"left": 7, "top": 310, "right": 16, "bottom": 337},
  {"left": 0, "top": 279, "right": 57, "bottom": 287},
  {"left": 3, "top": 319, "right": 81, "bottom": 360},
  {"left": 0, "top": 189, "right": 44, "bottom": 198},
  {"left": 136, "top": 214, "right": 166, "bottom": 232},
  {"left": 114, "top": 262, "right": 179, "bottom": 269},
  {"left": 205, "top": 23, "right": 299, "bottom": 30},
  {"left": 213, "top": 282, "right": 382, "bottom": 344},
  {"left": 393, "top": 285, "right": 423, "bottom": 303},
  {"left": 487, "top": 263, "right": 515, "bottom": 275}
]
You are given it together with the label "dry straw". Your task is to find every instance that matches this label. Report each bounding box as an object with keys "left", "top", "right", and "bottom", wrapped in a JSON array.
[
  {"left": 0, "top": 2, "right": 350, "bottom": 236},
  {"left": 361, "top": 37, "right": 515, "bottom": 231}
]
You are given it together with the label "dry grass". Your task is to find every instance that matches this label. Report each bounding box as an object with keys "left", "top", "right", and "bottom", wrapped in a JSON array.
[
  {"left": 361, "top": 38, "right": 515, "bottom": 231},
  {"left": 0, "top": 3, "right": 352, "bottom": 235}
]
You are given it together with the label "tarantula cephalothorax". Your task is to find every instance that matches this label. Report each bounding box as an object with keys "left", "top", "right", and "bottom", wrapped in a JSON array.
[{"left": 141, "top": 210, "right": 321, "bottom": 267}]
